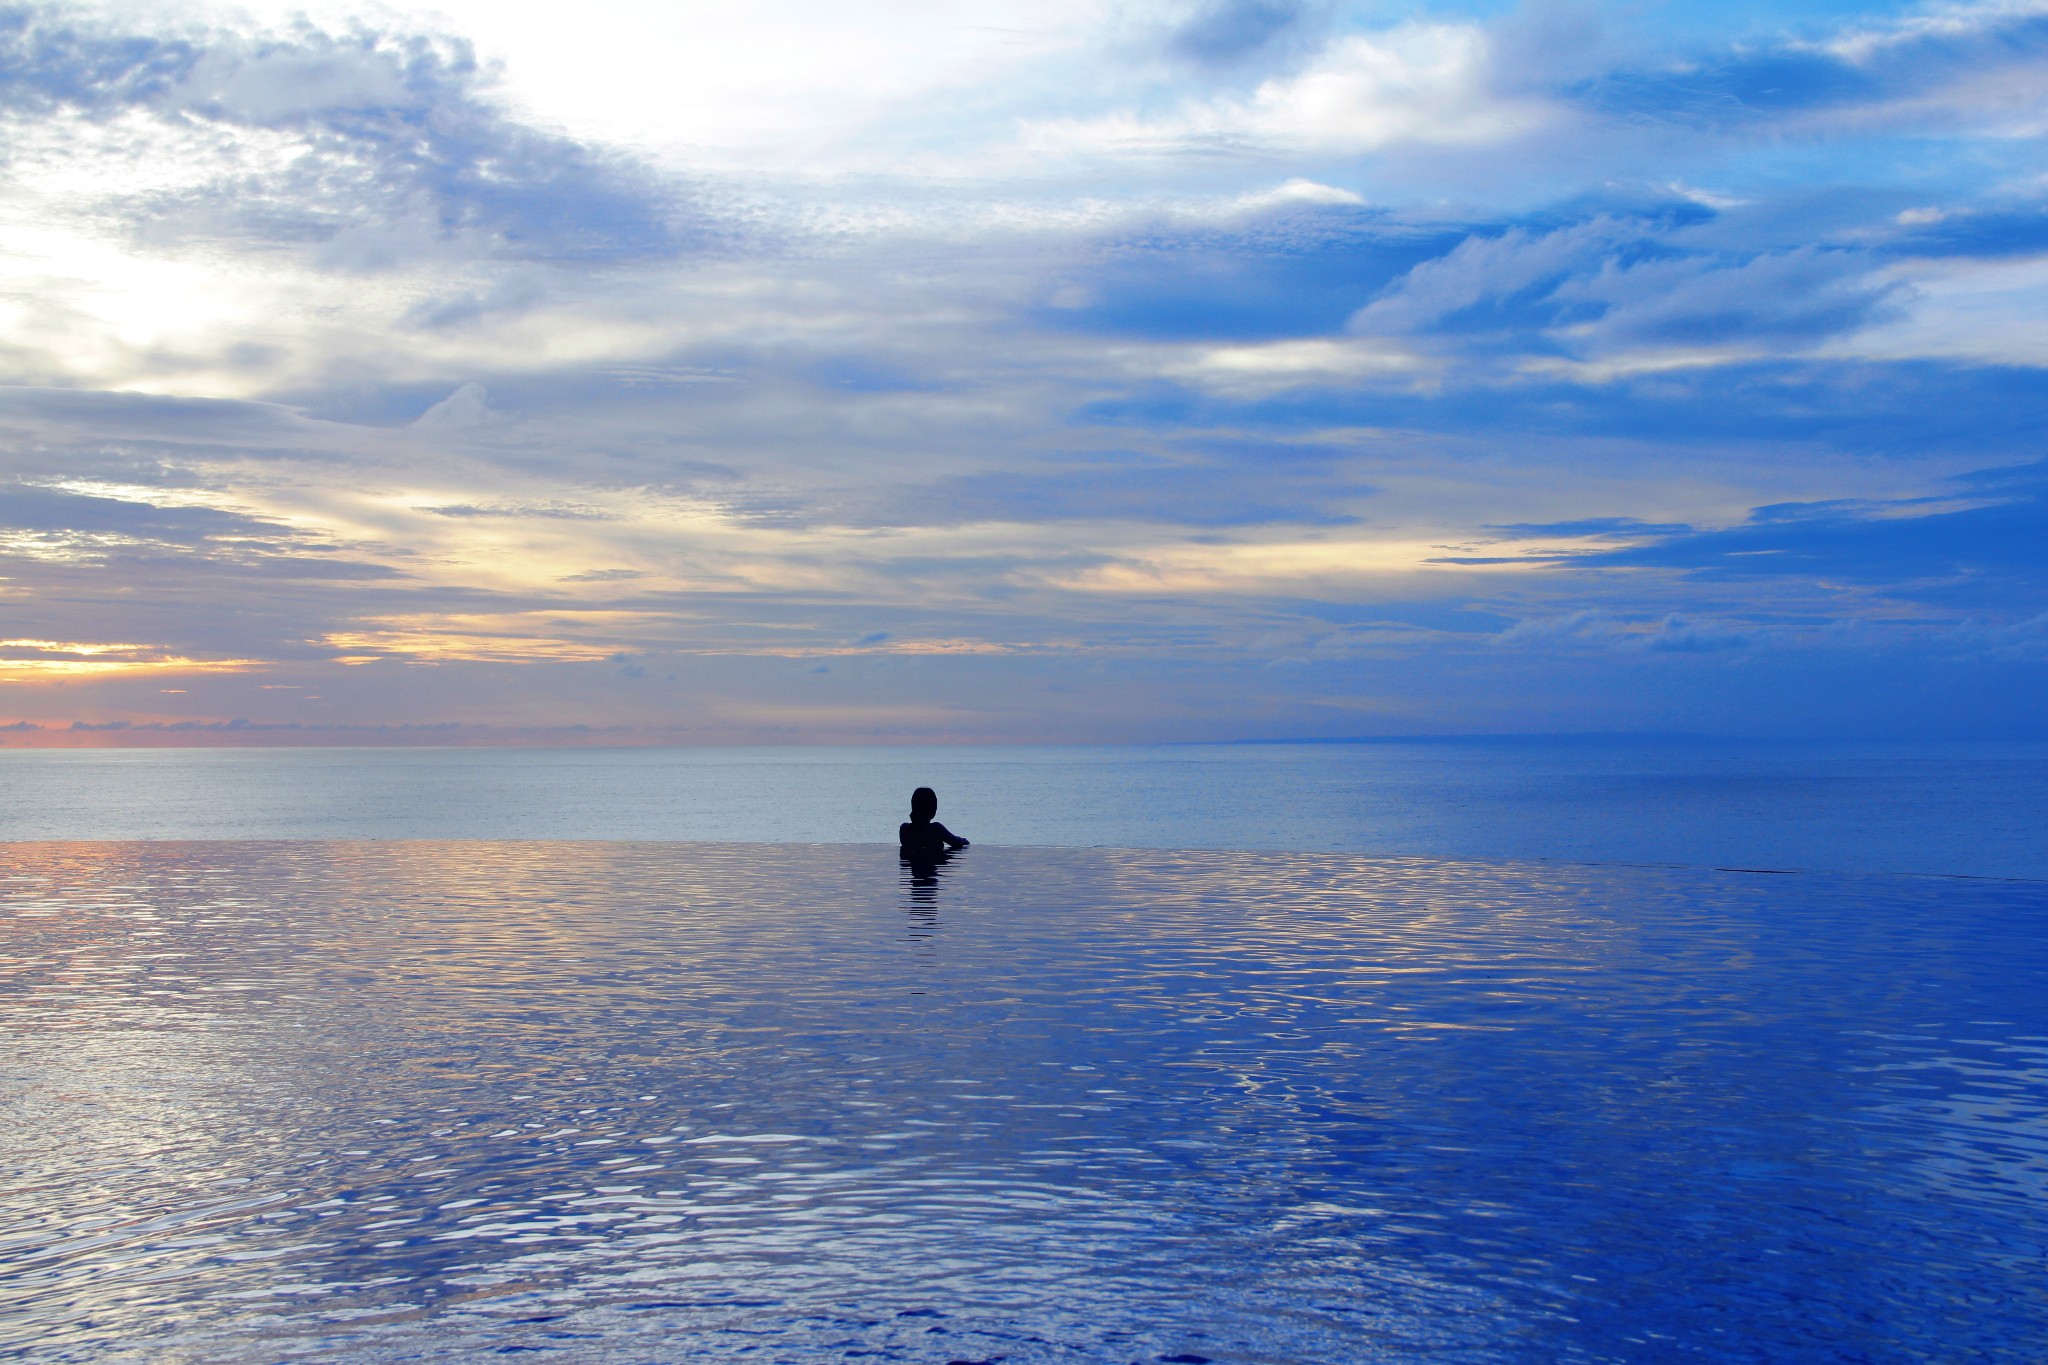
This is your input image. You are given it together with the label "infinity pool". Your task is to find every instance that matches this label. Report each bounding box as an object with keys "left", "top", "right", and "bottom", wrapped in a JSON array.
[{"left": 3, "top": 843, "right": 2045, "bottom": 1361}]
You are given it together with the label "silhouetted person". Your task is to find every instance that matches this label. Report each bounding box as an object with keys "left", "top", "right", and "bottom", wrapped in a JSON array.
[{"left": 899, "top": 786, "right": 969, "bottom": 863}]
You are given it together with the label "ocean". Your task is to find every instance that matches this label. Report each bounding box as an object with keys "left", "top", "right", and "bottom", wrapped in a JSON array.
[
  {"left": 3, "top": 743, "right": 2045, "bottom": 1360},
  {"left": 2, "top": 738, "right": 2046, "bottom": 877}
]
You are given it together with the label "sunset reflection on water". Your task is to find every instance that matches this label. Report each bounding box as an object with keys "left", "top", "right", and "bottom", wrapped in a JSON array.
[{"left": 3, "top": 842, "right": 2045, "bottom": 1362}]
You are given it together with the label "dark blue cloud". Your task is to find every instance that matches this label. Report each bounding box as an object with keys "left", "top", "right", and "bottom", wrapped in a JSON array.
[
  {"left": 1568, "top": 10, "right": 2048, "bottom": 131},
  {"left": 1565, "top": 463, "right": 2048, "bottom": 594},
  {"left": 1550, "top": 362, "right": 2048, "bottom": 459},
  {"left": 1576, "top": 247, "right": 1895, "bottom": 347},
  {"left": 0, "top": 386, "right": 310, "bottom": 439},
  {"left": 0, "top": 484, "right": 270, "bottom": 541},
  {"left": 1575, "top": 51, "right": 1880, "bottom": 126},
  {"left": 1075, "top": 360, "right": 2048, "bottom": 475},
  {"left": 1045, "top": 195, "right": 1912, "bottom": 362},
  {"left": 0, "top": 484, "right": 402, "bottom": 579},
  {"left": 1040, "top": 208, "right": 1460, "bottom": 341},
  {"left": 1883, "top": 208, "right": 2048, "bottom": 261},
  {"left": 1167, "top": 0, "right": 1309, "bottom": 67},
  {"left": 1349, "top": 213, "right": 1899, "bottom": 355}
]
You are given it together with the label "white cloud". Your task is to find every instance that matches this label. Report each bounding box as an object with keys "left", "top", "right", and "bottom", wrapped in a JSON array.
[
  {"left": 1823, "top": 252, "right": 2048, "bottom": 366},
  {"left": 1163, "top": 337, "right": 1432, "bottom": 395},
  {"left": 1820, "top": 0, "right": 2048, "bottom": 64},
  {"left": 1237, "top": 178, "right": 1366, "bottom": 209},
  {"left": 411, "top": 382, "right": 491, "bottom": 430},
  {"left": 1024, "top": 25, "right": 1553, "bottom": 158},
  {"left": 90, "top": 0, "right": 1114, "bottom": 169}
]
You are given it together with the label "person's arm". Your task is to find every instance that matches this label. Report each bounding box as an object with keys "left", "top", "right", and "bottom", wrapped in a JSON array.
[{"left": 938, "top": 823, "right": 969, "bottom": 850}]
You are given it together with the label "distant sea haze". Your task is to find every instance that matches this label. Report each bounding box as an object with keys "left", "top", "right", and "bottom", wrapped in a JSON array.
[{"left": 2, "top": 739, "right": 2044, "bottom": 880}]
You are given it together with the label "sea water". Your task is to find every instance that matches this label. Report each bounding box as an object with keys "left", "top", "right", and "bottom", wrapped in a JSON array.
[
  {"left": 3, "top": 841, "right": 2044, "bottom": 1362},
  {"left": 2, "top": 739, "right": 2046, "bottom": 877}
]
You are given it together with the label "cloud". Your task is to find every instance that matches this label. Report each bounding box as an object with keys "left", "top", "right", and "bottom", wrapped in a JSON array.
[
  {"left": 0, "top": 1, "right": 2044, "bottom": 741},
  {"left": 1575, "top": 465, "right": 2048, "bottom": 591},
  {"left": 1349, "top": 215, "right": 1900, "bottom": 366},
  {"left": 1553, "top": 247, "right": 1900, "bottom": 350},
  {"left": 0, "top": 483, "right": 396, "bottom": 582},
  {"left": 1558, "top": 0, "right": 2048, "bottom": 140},
  {"left": 557, "top": 568, "right": 645, "bottom": 583},
  {"left": 1494, "top": 609, "right": 1756, "bottom": 653},
  {"left": 0, "top": 7, "right": 706, "bottom": 264},
  {"left": 0, "top": 483, "right": 269, "bottom": 542},
  {"left": 1348, "top": 216, "right": 1641, "bottom": 338},
  {"left": 915, "top": 456, "right": 1364, "bottom": 529},
  {"left": 1166, "top": 0, "right": 1312, "bottom": 68},
  {"left": 420, "top": 501, "right": 617, "bottom": 521},
  {"left": 1041, "top": 205, "right": 1457, "bottom": 342},
  {"left": 1029, "top": 23, "right": 1551, "bottom": 156},
  {"left": 1635, "top": 613, "right": 1755, "bottom": 653},
  {"left": 1488, "top": 517, "right": 1694, "bottom": 540},
  {"left": 411, "top": 382, "right": 490, "bottom": 430},
  {"left": 1966, "top": 610, "right": 2048, "bottom": 659}
]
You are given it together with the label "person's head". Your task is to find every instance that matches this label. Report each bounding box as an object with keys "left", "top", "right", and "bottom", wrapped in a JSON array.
[{"left": 909, "top": 787, "right": 938, "bottom": 823}]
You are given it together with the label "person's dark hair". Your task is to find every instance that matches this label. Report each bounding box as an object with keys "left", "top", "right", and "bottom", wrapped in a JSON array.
[{"left": 909, "top": 787, "right": 938, "bottom": 821}]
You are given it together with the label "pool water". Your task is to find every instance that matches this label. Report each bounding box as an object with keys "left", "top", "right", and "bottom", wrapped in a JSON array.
[{"left": 3, "top": 842, "right": 2045, "bottom": 1362}]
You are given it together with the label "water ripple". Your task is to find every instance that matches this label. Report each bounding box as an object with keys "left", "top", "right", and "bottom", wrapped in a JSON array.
[{"left": 1, "top": 842, "right": 2044, "bottom": 1362}]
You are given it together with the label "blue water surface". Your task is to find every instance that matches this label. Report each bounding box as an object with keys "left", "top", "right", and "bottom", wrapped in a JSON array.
[
  {"left": 2, "top": 739, "right": 2045, "bottom": 877},
  {"left": 3, "top": 841, "right": 2044, "bottom": 1362}
]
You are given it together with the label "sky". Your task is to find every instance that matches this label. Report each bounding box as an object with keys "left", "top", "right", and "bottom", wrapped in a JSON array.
[{"left": 0, "top": 0, "right": 2045, "bottom": 744}]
